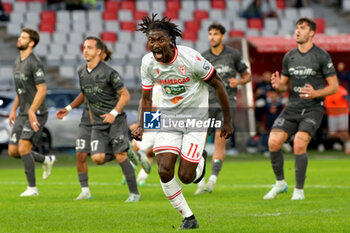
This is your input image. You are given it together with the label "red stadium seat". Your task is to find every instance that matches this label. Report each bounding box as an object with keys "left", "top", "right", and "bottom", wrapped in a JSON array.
[
  {"left": 105, "top": 1, "right": 119, "bottom": 13},
  {"left": 248, "top": 18, "right": 263, "bottom": 30},
  {"left": 16, "top": 0, "right": 30, "bottom": 2},
  {"left": 103, "top": 11, "right": 118, "bottom": 20},
  {"left": 194, "top": 10, "right": 208, "bottom": 21},
  {"left": 120, "top": 21, "right": 136, "bottom": 32},
  {"left": 120, "top": 0, "right": 135, "bottom": 11},
  {"left": 185, "top": 21, "right": 200, "bottom": 33},
  {"left": 101, "top": 32, "right": 117, "bottom": 43},
  {"left": 39, "top": 23, "right": 55, "bottom": 34},
  {"left": 276, "top": 0, "right": 286, "bottom": 9},
  {"left": 40, "top": 11, "right": 56, "bottom": 24},
  {"left": 31, "top": 0, "right": 46, "bottom": 2},
  {"left": 2, "top": 2, "right": 12, "bottom": 14},
  {"left": 211, "top": 0, "right": 226, "bottom": 10},
  {"left": 166, "top": 0, "right": 181, "bottom": 11},
  {"left": 229, "top": 30, "right": 245, "bottom": 38},
  {"left": 134, "top": 10, "right": 148, "bottom": 21},
  {"left": 163, "top": 10, "right": 179, "bottom": 20},
  {"left": 182, "top": 31, "right": 197, "bottom": 41},
  {"left": 314, "top": 18, "right": 326, "bottom": 34}
]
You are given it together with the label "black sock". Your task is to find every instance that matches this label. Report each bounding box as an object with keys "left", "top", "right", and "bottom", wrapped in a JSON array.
[
  {"left": 103, "top": 153, "right": 115, "bottom": 164},
  {"left": 211, "top": 159, "right": 222, "bottom": 176},
  {"left": 21, "top": 153, "right": 36, "bottom": 187},
  {"left": 78, "top": 172, "right": 88, "bottom": 188},
  {"left": 270, "top": 150, "right": 284, "bottom": 180},
  {"left": 295, "top": 153, "right": 308, "bottom": 189},
  {"left": 31, "top": 151, "right": 45, "bottom": 163},
  {"left": 120, "top": 159, "right": 139, "bottom": 195}
]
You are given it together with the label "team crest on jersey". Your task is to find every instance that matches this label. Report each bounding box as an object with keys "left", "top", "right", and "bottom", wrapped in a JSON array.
[{"left": 178, "top": 65, "right": 187, "bottom": 75}]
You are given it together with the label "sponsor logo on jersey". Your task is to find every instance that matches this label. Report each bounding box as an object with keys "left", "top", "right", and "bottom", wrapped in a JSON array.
[
  {"left": 215, "top": 65, "right": 233, "bottom": 75},
  {"left": 170, "top": 96, "right": 184, "bottom": 104},
  {"left": 158, "top": 77, "right": 190, "bottom": 85},
  {"left": 288, "top": 66, "right": 316, "bottom": 78},
  {"left": 144, "top": 110, "right": 161, "bottom": 129},
  {"left": 164, "top": 85, "right": 186, "bottom": 95},
  {"left": 14, "top": 73, "right": 28, "bottom": 81},
  {"left": 178, "top": 65, "right": 187, "bottom": 75}
]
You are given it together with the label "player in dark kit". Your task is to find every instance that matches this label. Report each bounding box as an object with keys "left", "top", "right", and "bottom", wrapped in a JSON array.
[
  {"left": 77, "top": 37, "right": 140, "bottom": 202},
  {"left": 56, "top": 43, "right": 114, "bottom": 200},
  {"left": 133, "top": 14, "right": 233, "bottom": 230},
  {"left": 195, "top": 23, "right": 251, "bottom": 195},
  {"left": 263, "top": 18, "right": 338, "bottom": 200},
  {"left": 8, "top": 28, "right": 56, "bottom": 197}
]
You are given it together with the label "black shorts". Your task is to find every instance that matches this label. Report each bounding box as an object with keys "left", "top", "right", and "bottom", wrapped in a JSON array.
[
  {"left": 75, "top": 124, "right": 92, "bottom": 153},
  {"left": 272, "top": 106, "right": 324, "bottom": 137},
  {"left": 207, "top": 100, "right": 236, "bottom": 135},
  {"left": 9, "top": 113, "right": 48, "bottom": 146},
  {"left": 90, "top": 113, "right": 129, "bottom": 155}
]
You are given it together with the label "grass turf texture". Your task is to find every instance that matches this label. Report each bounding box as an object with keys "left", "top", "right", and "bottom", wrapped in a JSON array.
[{"left": 0, "top": 151, "right": 349, "bottom": 233}]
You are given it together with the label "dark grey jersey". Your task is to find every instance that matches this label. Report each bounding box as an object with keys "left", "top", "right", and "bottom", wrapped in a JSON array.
[
  {"left": 80, "top": 100, "right": 92, "bottom": 126},
  {"left": 202, "top": 46, "right": 248, "bottom": 104},
  {"left": 282, "top": 44, "right": 336, "bottom": 109},
  {"left": 13, "top": 53, "right": 47, "bottom": 116},
  {"left": 78, "top": 62, "right": 124, "bottom": 128}
]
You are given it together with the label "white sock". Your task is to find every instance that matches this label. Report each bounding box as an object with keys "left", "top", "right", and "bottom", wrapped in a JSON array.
[
  {"left": 194, "top": 156, "right": 205, "bottom": 181},
  {"left": 137, "top": 169, "right": 149, "bottom": 182},
  {"left": 208, "top": 175, "right": 217, "bottom": 183},
  {"left": 160, "top": 177, "right": 193, "bottom": 218},
  {"left": 197, "top": 178, "right": 205, "bottom": 187},
  {"left": 276, "top": 180, "right": 286, "bottom": 185},
  {"left": 82, "top": 187, "right": 90, "bottom": 193},
  {"left": 44, "top": 156, "right": 50, "bottom": 164}
]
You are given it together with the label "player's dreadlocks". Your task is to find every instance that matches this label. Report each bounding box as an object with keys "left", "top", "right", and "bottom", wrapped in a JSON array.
[{"left": 137, "top": 13, "right": 182, "bottom": 47}]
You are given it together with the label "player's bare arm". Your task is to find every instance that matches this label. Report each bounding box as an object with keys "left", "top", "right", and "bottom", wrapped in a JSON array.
[
  {"left": 132, "top": 89, "right": 152, "bottom": 141},
  {"left": 299, "top": 75, "right": 338, "bottom": 99},
  {"left": 9, "top": 94, "right": 19, "bottom": 126},
  {"left": 56, "top": 92, "right": 85, "bottom": 119},
  {"left": 271, "top": 71, "right": 289, "bottom": 93},
  {"left": 208, "top": 74, "right": 233, "bottom": 139},
  {"left": 101, "top": 86, "right": 130, "bottom": 124},
  {"left": 28, "top": 83, "right": 46, "bottom": 132},
  {"left": 228, "top": 70, "right": 251, "bottom": 88}
]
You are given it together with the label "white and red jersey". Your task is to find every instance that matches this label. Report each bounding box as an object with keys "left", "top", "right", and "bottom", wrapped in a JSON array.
[{"left": 141, "top": 45, "right": 215, "bottom": 113}]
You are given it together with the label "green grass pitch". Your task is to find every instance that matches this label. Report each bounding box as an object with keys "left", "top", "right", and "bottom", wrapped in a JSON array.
[{"left": 0, "top": 151, "right": 349, "bottom": 233}]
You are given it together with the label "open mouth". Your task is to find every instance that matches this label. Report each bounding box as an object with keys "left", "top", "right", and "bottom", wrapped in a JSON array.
[{"left": 153, "top": 50, "right": 163, "bottom": 60}]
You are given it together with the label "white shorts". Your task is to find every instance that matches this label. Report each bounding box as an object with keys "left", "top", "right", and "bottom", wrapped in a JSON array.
[
  {"left": 153, "top": 131, "right": 207, "bottom": 163},
  {"left": 328, "top": 114, "right": 349, "bottom": 132},
  {"left": 135, "top": 132, "right": 156, "bottom": 151}
]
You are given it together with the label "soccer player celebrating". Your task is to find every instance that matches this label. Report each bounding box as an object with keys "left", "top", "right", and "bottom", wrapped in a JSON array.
[
  {"left": 133, "top": 14, "right": 233, "bottom": 229},
  {"left": 8, "top": 28, "right": 56, "bottom": 197},
  {"left": 195, "top": 23, "right": 251, "bottom": 195},
  {"left": 264, "top": 18, "right": 338, "bottom": 200}
]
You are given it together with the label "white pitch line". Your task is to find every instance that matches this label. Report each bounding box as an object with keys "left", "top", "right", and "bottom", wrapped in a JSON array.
[{"left": 0, "top": 181, "right": 350, "bottom": 189}]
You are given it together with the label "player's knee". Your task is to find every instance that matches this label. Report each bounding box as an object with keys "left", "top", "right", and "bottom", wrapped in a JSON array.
[
  {"left": 76, "top": 152, "right": 88, "bottom": 163},
  {"left": 158, "top": 165, "right": 174, "bottom": 182},
  {"left": 268, "top": 138, "right": 283, "bottom": 151},
  {"left": 8, "top": 148, "right": 19, "bottom": 158},
  {"left": 178, "top": 172, "right": 193, "bottom": 184},
  {"left": 18, "top": 146, "right": 30, "bottom": 155},
  {"left": 293, "top": 142, "right": 307, "bottom": 154},
  {"left": 91, "top": 154, "right": 105, "bottom": 165}
]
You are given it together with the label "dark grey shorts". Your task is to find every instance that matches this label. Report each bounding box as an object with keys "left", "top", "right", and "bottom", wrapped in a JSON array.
[
  {"left": 90, "top": 113, "right": 129, "bottom": 155},
  {"left": 9, "top": 113, "right": 48, "bottom": 146},
  {"left": 75, "top": 124, "right": 92, "bottom": 153},
  {"left": 272, "top": 106, "right": 324, "bottom": 137},
  {"left": 207, "top": 101, "right": 236, "bottom": 135}
]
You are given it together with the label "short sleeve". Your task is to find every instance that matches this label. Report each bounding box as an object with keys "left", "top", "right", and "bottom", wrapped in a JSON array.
[
  {"left": 141, "top": 59, "right": 154, "bottom": 90},
  {"left": 281, "top": 53, "right": 290, "bottom": 77},
  {"left": 32, "top": 61, "right": 45, "bottom": 84},
  {"left": 110, "top": 70, "right": 124, "bottom": 92},
  {"left": 192, "top": 53, "right": 215, "bottom": 83},
  {"left": 320, "top": 52, "right": 336, "bottom": 78},
  {"left": 233, "top": 51, "right": 248, "bottom": 73}
]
